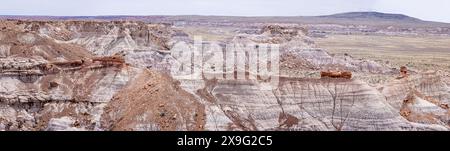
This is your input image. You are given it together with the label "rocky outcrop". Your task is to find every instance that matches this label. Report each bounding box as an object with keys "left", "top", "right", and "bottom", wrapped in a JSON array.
[{"left": 381, "top": 71, "right": 450, "bottom": 128}]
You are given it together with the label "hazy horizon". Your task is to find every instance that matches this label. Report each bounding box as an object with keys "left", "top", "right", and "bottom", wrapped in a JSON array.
[{"left": 1, "top": 0, "right": 449, "bottom": 23}]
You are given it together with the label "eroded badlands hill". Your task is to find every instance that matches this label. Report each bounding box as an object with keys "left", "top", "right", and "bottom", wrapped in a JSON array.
[{"left": 0, "top": 20, "right": 448, "bottom": 131}]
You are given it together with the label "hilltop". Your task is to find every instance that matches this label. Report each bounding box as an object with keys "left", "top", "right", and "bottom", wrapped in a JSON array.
[{"left": 320, "top": 12, "right": 421, "bottom": 21}]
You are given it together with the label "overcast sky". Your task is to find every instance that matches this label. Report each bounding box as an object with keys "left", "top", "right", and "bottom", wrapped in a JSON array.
[{"left": 1, "top": 0, "right": 449, "bottom": 23}]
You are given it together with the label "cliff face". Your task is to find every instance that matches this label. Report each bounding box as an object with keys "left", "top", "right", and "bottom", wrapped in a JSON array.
[{"left": 0, "top": 21, "right": 448, "bottom": 131}]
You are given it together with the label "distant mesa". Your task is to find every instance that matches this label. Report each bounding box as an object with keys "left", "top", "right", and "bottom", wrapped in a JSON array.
[{"left": 319, "top": 11, "right": 421, "bottom": 21}]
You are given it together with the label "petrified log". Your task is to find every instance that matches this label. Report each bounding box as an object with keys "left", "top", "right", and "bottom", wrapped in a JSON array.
[
  {"left": 92, "top": 55, "right": 125, "bottom": 64},
  {"left": 439, "top": 103, "right": 449, "bottom": 109},
  {"left": 397, "top": 66, "right": 409, "bottom": 79},
  {"left": 50, "top": 60, "right": 84, "bottom": 67},
  {"left": 320, "top": 71, "right": 352, "bottom": 79},
  {"left": 49, "top": 81, "right": 59, "bottom": 89}
]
